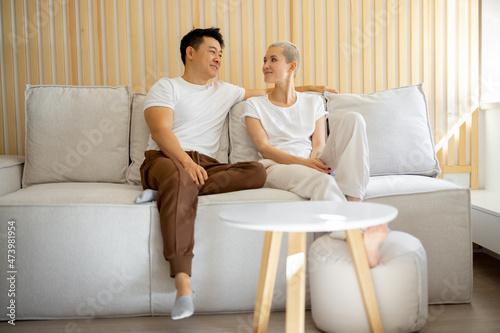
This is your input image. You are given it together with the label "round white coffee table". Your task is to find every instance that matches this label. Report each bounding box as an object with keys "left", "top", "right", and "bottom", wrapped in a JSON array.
[{"left": 219, "top": 201, "right": 398, "bottom": 333}]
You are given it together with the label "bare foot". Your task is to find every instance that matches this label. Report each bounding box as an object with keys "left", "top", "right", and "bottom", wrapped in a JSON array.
[
  {"left": 345, "top": 195, "right": 361, "bottom": 202},
  {"left": 363, "top": 224, "right": 389, "bottom": 268},
  {"left": 175, "top": 272, "right": 193, "bottom": 299}
]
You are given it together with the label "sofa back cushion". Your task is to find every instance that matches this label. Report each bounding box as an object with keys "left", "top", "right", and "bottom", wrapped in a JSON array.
[
  {"left": 228, "top": 101, "right": 260, "bottom": 163},
  {"left": 22, "top": 85, "right": 131, "bottom": 187},
  {"left": 127, "top": 92, "right": 230, "bottom": 185},
  {"left": 325, "top": 84, "right": 440, "bottom": 177},
  {"left": 127, "top": 93, "right": 149, "bottom": 185}
]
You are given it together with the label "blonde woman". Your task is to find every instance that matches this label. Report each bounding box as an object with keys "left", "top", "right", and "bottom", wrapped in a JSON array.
[{"left": 242, "top": 41, "right": 388, "bottom": 267}]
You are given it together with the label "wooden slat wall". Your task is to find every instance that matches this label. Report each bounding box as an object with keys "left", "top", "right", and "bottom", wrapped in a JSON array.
[{"left": 0, "top": 0, "right": 480, "bottom": 188}]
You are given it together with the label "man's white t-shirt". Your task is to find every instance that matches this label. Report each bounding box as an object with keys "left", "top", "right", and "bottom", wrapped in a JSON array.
[
  {"left": 144, "top": 77, "right": 245, "bottom": 158},
  {"left": 241, "top": 93, "right": 327, "bottom": 159}
]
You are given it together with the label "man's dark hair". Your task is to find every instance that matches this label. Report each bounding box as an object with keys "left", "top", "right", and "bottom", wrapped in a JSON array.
[{"left": 180, "top": 28, "right": 225, "bottom": 65}]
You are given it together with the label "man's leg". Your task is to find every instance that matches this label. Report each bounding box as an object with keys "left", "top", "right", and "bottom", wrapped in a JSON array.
[
  {"left": 141, "top": 151, "right": 198, "bottom": 319},
  {"left": 140, "top": 150, "right": 198, "bottom": 277},
  {"left": 198, "top": 154, "right": 267, "bottom": 195}
]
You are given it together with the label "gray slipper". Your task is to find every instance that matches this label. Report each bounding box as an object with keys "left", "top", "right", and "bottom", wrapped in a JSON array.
[
  {"left": 134, "top": 189, "right": 158, "bottom": 204},
  {"left": 171, "top": 295, "right": 195, "bottom": 320}
]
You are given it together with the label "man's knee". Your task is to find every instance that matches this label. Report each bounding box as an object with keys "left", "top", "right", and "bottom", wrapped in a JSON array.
[
  {"left": 155, "top": 162, "right": 196, "bottom": 194},
  {"left": 253, "top": 161, "right": 267, "bottom": 187},
  {"left": 239, "top": 161, "right": 267, "bottom": 188}
]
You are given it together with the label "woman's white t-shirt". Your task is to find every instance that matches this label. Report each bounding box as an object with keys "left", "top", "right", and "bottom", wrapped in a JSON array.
[
  {"left": 242, "top": 93, "right": 327, "bottom": 159},
  {"left": 144, "top": 77, "right": 245, "bottom": 158}
]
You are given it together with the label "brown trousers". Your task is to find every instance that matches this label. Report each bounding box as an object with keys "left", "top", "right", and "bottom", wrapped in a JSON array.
[{"left": 140, "top": 150, "right": 266, "bottom": 277}]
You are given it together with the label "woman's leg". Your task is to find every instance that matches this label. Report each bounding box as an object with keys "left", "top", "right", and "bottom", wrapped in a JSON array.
[
  {"left": 319, "top": 112, "right": 370, "bottom": 200},
  {"left": 318, "top": 114, "right": 388, "bottom": 267},
  {"left": 261, "top": 159, "right": 346, "bottom": 202}
]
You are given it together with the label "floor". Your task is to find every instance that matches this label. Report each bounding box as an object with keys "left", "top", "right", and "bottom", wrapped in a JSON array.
[{"left": 2, "top": 252, "right": 499, "bottom": 333}]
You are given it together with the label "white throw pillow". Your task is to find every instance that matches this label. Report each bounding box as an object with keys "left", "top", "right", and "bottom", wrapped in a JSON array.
[
  {"left": 325, "top": 84, "right": 440, "bottom": 177},
  {"left": 22, "top": 85, "right": 131, "bottom": 187}
]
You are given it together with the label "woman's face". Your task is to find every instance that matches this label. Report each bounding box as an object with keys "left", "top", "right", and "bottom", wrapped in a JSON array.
[{"left": 262, "top": 47, "right": 293, "bottom": 83}]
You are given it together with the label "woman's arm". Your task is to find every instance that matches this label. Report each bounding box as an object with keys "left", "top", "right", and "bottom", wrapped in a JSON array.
[
  {"left": 310, "top": 116, "right": 327, "bottom": 158},
  {"left": 245, "top": 117, "right": 330, "bottom": 173}
]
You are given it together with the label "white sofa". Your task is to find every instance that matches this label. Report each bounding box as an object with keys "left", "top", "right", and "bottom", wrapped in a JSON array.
[{"left": 0, "top": 84, "right": 471, "bottom": 321}]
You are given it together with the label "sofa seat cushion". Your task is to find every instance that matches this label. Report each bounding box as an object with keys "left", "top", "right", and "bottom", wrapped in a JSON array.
[
  {"left": 0, "top": 184, "right": 303, "bottom": 207},
  {"left": 198, "top": 188, "right": 304, "bottom": 205},
  {"left": 0, "top": 183, "right": 143, "bottom": 206},
  {"left": 365, "top": 175, "right": 466, "bottom": 200},
  {"left": 1, "top": 176, "right": 461, "bottom": 207},
  {"left": 0, "top": 155, "right": 25, "bottom": 197}
]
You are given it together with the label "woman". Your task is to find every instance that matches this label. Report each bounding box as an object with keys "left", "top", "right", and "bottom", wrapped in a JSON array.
[{"left": 242, "top": 41, "right": 388, "bottom": 267}]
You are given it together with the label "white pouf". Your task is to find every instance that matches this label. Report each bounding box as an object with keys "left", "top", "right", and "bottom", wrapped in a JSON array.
[{"left": 309, "top": 231, "right": 428, "bottom": 333}]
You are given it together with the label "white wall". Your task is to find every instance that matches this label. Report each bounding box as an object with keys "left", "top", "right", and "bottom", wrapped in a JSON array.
[
  {"left": 479, "top": 0, "right": 500, "bottom": 191},
  {"left": 481, "top": 0, "right": 500, "bottom": 104},
  {"left": 481, "top": 109, "right": 500, "bottom": 191}
]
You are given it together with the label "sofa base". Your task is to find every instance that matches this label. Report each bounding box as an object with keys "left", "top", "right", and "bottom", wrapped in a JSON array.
[{"left": 0, "top": 175, "right": 471, "bottom": 320}]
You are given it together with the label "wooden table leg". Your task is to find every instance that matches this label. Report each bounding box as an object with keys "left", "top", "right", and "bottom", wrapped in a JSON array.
[
  {"left": 253, "top": 231, "right": 282, "bottom": 333},
  {"left": 345, "top": 228, "right": 384, "bottom": 333},
  {"left": 286, "top": 232, "right": 307, "bottom": 333}
]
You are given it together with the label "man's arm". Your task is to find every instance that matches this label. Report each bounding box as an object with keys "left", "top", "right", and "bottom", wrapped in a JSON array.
[
  {"left": 296, "top": 85, "right": 339, "bottom": 94},
  {"left": 245, "top": 117, "right": 329, "bottom": 173},
  {"left": 243, "top": 88, "right": 272, "bottom": 101},
  {"left": 144, "top": 106, "right": 208, "bottom": 185},
  {"left": 243, "top": 85, "right": 338, "bottom": 101}
]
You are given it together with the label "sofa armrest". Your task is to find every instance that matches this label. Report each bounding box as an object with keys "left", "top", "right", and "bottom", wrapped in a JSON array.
[{"left": 0, "top": 155, "right": 25, "bottom": 197}]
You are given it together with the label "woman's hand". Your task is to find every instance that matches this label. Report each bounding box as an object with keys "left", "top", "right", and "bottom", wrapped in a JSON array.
[{"left": 300, "top": 157, "right": 331, "bottom": 173}]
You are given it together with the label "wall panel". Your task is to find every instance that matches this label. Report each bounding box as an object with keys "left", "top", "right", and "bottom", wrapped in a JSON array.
[
  {"left": 68, "top": 0, "right": 77, "bottom": 84},
  {"left": 14, "top": 0, "right": 27, "bottom": 154},
  {"left": 104, "top": 0, "right": 116, "bottom": 86},
  {"left": 0, "top": 0, "right": 481, "bottom": 188},
  {"left": 2, "top": 0, "right": 17, "bottom": 154}
]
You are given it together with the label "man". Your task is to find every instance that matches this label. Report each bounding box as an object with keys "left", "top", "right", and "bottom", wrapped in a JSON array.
[{"left": 140, "top": 28, "right": 335, "bottom": 320}]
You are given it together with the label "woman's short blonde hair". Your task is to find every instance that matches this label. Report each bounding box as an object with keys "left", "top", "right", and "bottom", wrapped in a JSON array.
[{"left": 269, "top": 41, "right": 300, "bottom": 76}]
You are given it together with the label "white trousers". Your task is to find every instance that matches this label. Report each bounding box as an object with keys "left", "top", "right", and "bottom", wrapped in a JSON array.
[{"left": 261, "top": 112, "right": 370, "bottom": 202}]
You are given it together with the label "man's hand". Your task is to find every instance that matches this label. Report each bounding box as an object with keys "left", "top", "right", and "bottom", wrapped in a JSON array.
[
  {"left": 323, "top": 86, "right": 339, "bottom": 94},
  {"left": 300, "top": 157, "right": 331, "bottom": 174},
  {"left": 184, "top": 160, "right": 208, "bottom": 185}
]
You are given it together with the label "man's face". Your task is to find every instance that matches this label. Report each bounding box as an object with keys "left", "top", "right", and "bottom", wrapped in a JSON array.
[{"left": 189, "top": 37, "right": 223, "bottom": 80}]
